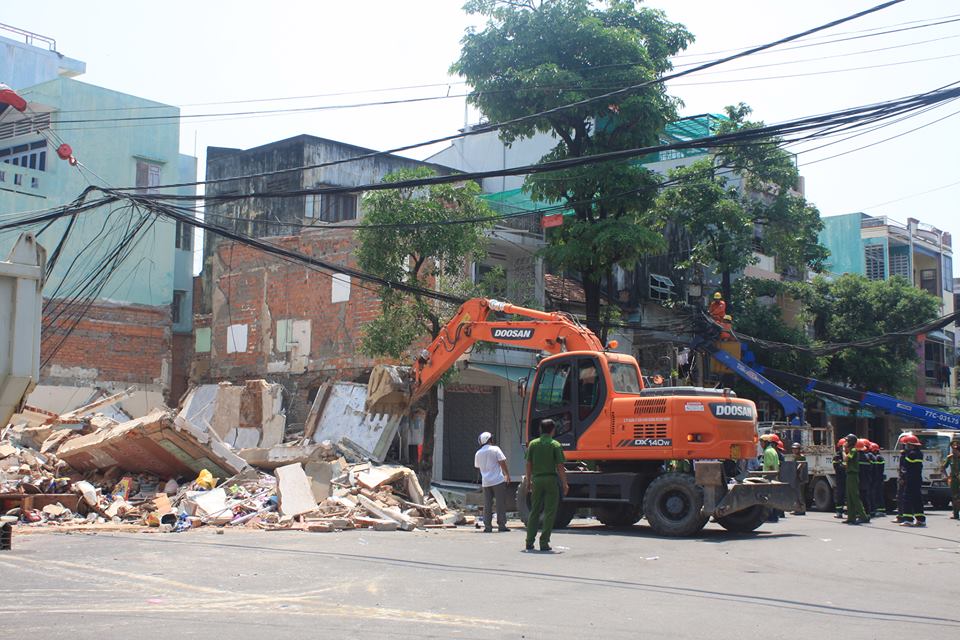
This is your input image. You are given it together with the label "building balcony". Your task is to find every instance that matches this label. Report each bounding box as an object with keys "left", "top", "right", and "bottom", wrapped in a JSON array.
[{"left": 0, "top": 163, "right": 46, "bottom": 197}]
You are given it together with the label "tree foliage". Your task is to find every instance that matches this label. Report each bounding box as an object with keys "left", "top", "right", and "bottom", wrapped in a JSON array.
[
  {"left": 356, "top": 168, "right": 497, "bottom": 487},
  {"left": 451, "top": 0, "right": 693, "bottom": 336},
  {"left": 656, "top": 104, "right": 829, "bottom": 301},
  {"left": 732, "top": 274, "right": 941, "bottom": 395}
]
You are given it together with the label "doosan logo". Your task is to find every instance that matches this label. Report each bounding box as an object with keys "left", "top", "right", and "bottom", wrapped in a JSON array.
[
  {"left": 491, "top": 328, "right": 534, "bottom": 340},
  {"left": 709, "top": 403, "right": 754, "bottom": 420}
]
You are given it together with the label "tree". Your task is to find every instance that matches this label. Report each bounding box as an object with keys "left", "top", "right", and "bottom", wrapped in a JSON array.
[
  {"left": 451, "top": 0, "right": 693, "bottom": 337},
  {"left": 731, "top": 274, "right": 941, "bottom": 395},
  {"left": 356, "top": 167, "right": 497, "bottom": 488},
  {"left": 656, "top": 104, "right": 829, "bottom": 303}
]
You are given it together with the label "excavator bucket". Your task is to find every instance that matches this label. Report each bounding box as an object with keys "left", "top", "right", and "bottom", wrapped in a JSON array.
[{"left": 365, "top": 364, "right": 414, "bottom": 415}]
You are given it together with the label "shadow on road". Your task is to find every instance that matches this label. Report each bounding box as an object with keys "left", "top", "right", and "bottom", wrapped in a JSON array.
[{"left": 560, "top": 522, "right": 805, "bottom": 543}]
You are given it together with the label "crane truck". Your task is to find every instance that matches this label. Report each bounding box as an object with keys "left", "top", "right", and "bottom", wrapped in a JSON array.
[
  {"left": 367, "top": 298, "right": 800, "bottom": 537},
  {"left": 706, "top": 345, "right": 956, "bottom": 511}
]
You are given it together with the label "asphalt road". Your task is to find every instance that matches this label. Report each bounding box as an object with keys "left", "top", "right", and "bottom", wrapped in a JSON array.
[{"left": 2, "top": 511, "right": 958, "bottom": 639}]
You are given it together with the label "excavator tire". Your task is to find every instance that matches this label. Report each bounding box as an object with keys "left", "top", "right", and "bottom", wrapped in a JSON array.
[
  {"left": 516, "top": 481, "right": 576, "bottom": 529},
  {"left": 642, "top": 473, "right": 709, "bottom": 537},
  {"left": 811, "top": 478, "right": 834, "bottom": 512},
  {"left": 594, "top": 503, "right": 642, "bottom": 528},
  {"left": 716, "top": 505, "right": 770, "bottom": 533}
]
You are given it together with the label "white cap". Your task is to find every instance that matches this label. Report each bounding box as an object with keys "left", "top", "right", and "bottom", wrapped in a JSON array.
[{"left": 478, "top": 432, "right": 492, "bottom": 445}]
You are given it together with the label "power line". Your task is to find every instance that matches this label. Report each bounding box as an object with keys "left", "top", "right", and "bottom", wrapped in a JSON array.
[
  {"left": 102, "top": 0, "right": 905, "bottom": 193},
  {"left": 860, "top": 178, "right": 960, "bottom": 209}
]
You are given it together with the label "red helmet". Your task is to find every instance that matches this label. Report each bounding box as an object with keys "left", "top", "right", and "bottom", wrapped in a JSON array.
[
  {"left": 856, "top": 438, "right": 870, "bottom": 451},
  {"left": 900, "top": 434, "right": 921, "bottom": 447},
  {"left": 869, "top": 442, "right": 880, "bottom": 453},
  {"left": 836, "top": 438, "right": 846, "bottom": 449}
]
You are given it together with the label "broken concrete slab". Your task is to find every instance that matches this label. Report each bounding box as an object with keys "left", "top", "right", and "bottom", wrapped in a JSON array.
[
  {"left": 312, "top": 382, "right": 403, "bottom": 463},
  {"left": 303, "top": 459, "right": 346, "bottom": 503},
  {"left": 57, "top": 409, "right": 249, "bottom": 479},
  {"left": 358, "top": 495, "right": 415, "bottom": 531},
  {"left": 275, "top": 463, "right": 317, "bottom": 518},
  {"left": 179, "top": 380, "right": 286, "bottom": 450},
  {"left": 237, "top": 442, "right": 331, "bottom": 470}
]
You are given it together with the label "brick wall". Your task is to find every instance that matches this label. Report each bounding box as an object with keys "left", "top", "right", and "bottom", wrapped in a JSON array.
[
  {"left": 197, "top": 227, "right": 386, "bottom": 424},
  {"left": 170, "top": 332, "right": 192, "bottom": 407},
  {"left": 41, "top": 300, "right": 172, "bottom": 395}
]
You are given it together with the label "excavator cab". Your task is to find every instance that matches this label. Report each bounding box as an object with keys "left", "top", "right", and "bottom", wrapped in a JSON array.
[{"left": 526, "top": 351, "right": 641, "bottom": 449}]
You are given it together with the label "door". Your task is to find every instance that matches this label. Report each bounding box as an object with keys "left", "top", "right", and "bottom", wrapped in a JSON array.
[
  {"left": 442, "top": 385, "right": 501, "bottom": 482},
  {"left": 528, "top": 356, "right": 606, "bottom": 449}
]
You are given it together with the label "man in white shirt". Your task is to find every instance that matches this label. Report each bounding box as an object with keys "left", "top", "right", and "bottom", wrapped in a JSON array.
[{"left": 474, "top": 431, "right": 512, "bottom": 533}]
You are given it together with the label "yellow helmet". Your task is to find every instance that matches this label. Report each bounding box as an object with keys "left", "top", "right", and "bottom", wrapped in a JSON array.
[{"left": 713, "top": 292, "right": 723, "bottom": 299}]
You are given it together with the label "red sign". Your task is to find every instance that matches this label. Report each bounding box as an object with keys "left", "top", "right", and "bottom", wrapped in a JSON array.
[{"left": 542, "top": 214, "right": 564, "bottom": 229}]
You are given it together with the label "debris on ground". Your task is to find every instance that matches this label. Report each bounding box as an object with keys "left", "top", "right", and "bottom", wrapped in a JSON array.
[{"left": 1, "top": 379, "right": 469, "bottom": 535}]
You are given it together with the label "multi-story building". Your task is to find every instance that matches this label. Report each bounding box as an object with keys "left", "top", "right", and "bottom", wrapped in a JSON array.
[
  {"left": 194, "top": 136, "right": 457, "bottom": 425},
  {"left": 0, "top": 26, "right": 196, "bottom": 405},
  {"left": 819, "top": 212, "right": 955, "bottom": 407}
]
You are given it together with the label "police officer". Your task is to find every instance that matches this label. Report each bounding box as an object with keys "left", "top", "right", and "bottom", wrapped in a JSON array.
[
  {"left": 833, "top": 438, "right": 846, "bottom": 519},
  {"left": 523, "top": 419, "right": 569, "bottom": 552},
  {"left": 857, "top": 438, "right": 874, "bottom": 517},
  {"left": 943, "top": 439, "right": 960, "bottom": 520},
  {"left": 899, "top": 434, "right": 925, "bottom": 527},
  {"left": 844, "top": 434, "right": 869, "bottom": 525},
  {"left": 870, "top": 442, "right": 886, "bottom": 518}
]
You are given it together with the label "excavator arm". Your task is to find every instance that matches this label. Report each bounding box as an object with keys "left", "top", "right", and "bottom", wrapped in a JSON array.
[{"left": 410, "top": 298, "right": 604, "bottom": 401}]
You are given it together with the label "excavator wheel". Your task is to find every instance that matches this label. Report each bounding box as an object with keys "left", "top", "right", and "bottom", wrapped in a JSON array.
[
  {"left": 715, "top": 505, "right": 770, "bottom": 533},
  {"left": 642, "top": 473, "right": 709, "bottom": 537},
  {"left": 594, "top": 504, "right": 642, "bottom": 528}
]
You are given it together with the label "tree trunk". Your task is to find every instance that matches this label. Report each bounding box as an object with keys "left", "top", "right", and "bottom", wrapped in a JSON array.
[
  {"left": 417, "top": 385, "right": 440, "bottom": 491},
  {"left": 583, "top": 272, "right": 602, "bottom": 338},
  {"left": 721, "top": 269, "right": 732, "bottom": 313}
]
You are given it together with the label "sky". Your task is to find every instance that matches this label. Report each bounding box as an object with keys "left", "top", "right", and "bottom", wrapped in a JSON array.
[{"left": 4, "top": 0, "right": 959, "bottom": 274}]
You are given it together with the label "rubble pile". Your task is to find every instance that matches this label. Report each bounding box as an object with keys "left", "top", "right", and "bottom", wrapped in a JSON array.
[{"left": 1, "top": 380, "right": 468, "bottom": 536}]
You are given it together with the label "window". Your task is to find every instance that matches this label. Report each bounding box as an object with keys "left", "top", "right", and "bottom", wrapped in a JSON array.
[
  {"left": 0, "top": 139, "right": 46, "bottom": 171},
  {"left": 609, "top": 362, "right": 642, "bottom": 393},
  {"left": 175, "top": 220, "right": 193, "bottom": 250},
  {"left": 889, "top": 246, "right": 910, "bottom": 279},
  {"left": 226, "top": 323, "right": 248, "bottom": 354},
  {"left": 331, "top": 273, "right": 350, "bottom": 303},
  {"left": 944, "top": 256, "right": 953, "bottom": 293},
  {"left": 194, "top": 327, "right": 212, "bottom": 353},
  {"left": 0, "top": 113, "right": 51, "bottom": 142},
  {"left": 306, "top": 193, "right": 357, "bottom": 222},
  {"left": 534, "top": 362, "right": 572, "bottom": 411},
  {"left": 577, "top": 358, "right": 601, "bottom": 420},
  {"left": 864, "top": 245, "right": 885, "bottom": 281},
  {"left": 135, "top": 160, "right": 162, "bottom": 194},
  {"left": 171, "top": 290, "right": 186, "bottom": 324},
  {"left": 920, "top": 268, "right": 938, "bottom": 296},
  {"left": 649, "top": 273, "right": 674, "bottom": 301}
]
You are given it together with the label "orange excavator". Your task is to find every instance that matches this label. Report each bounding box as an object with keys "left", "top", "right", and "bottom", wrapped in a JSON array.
[{"left": 368, "top": 298, "right": 800, "bottom": 536}]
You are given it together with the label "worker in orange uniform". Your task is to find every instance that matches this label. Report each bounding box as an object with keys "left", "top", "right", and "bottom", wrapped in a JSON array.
[
  {"left": 719, "top": 315, "right": 735, "bottom": 342},
  {"left": 708, "top": 292, "right": 726, "bottom": 323}
]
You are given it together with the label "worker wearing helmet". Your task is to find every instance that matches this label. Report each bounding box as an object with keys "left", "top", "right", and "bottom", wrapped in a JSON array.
[
  {"left": 869, "top": 442, "right": 886, "bottom": 518},
  {"left": 832, "top": 438, "right": 847, "bottom": 519},
  {"left": 844, "top": 434, "right": 869, "bottom": 524},
  {"left": 760, "top": 435, "right": 781, "bottom": 522},
  {"left": 892, "top": 434, "right": 910, "bottom": 523},
  {"left": 899, "top": 434, "right": 925, "bottom": 527},
  {"left": 791, "top": 443, "right": 807, "bottom": 516},
  {"left": 719, "top": 314, "right": 735, "bottom": 342},
  {"left": 475, "top": 431, "right": 511, "bottom": 533},
  {"left": 942, "top": 439, "right": 960, "bottom": 520},
  {"left": 708, "top": 292, "right": 726, "bottom": 323},
  {"left": 857, "top": 438, "right": 875, "bottom": 517}
]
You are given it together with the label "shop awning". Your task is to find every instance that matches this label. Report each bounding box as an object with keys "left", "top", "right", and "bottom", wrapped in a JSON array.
[{"left": 466, "top": 362, "right": 535, "bottom": 383}]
